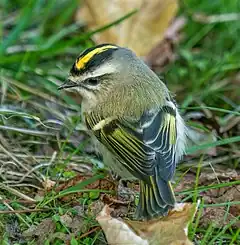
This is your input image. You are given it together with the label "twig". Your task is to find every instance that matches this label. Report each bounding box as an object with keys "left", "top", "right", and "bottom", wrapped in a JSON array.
[
  {"left": 0, "top": 125, "right": 55, "bottom": 136},
  {"left": 1, "top": 170, "right": 35, "bottom": 182},
  {"left": 102, "top": 194, "right": 131, "bottom": 205},
  {"left": 0, "top": 183, "right": 36, "bottom": 202},
  {"left": 220, "top": 116, "right": 240, "bottom": 133},
  {"left": 0, "top": 143, "right": 31, "bottom": 173},
  {"left": 0, "top": 196, "right": 30, "bottom": 227},
  {"left": 193, "top": 12, "right": 240, "bottom": 23},
  {"left": 8, "top": 183, "right": 42, "bottom": 189},
  {"left": 0, "top": 143, "right": 45, "bottom": 184},
  {"left": 0, "top": 208, "right": 49, "bottom": 214},
  {"left": 2, "top": 76, "right": 74, "bottom": 110},
  {"left": 12, "top": 161, "right": 54, "bottom": 184},
  {"left": 0, "top": 199, "right": 36, "bottom": 204},
  {"left": 41, "top": 151, "right": 57, "bottom": 182},
  {"left": 180, "top": 154, "right": 239, "bottom": 168},
  {"left": 79, "top": 226, "right": 101, "bottom": 239},
  {"left": 0, "top": 153, "right": 94, "bottom": 161},
  {"left": 209, "top": 162, "right": 220, "bottom": 184}
]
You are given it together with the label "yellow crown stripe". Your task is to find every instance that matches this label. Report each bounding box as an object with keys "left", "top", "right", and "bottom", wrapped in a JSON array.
[{"left": 76, "top": 45, "right": 118, "bottom": 70}]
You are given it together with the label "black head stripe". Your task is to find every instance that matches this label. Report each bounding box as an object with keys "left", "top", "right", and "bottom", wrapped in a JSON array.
[
  {"left": 78, "top": 43, "right": 117, "bottom": 59},
  {"left": 70, "top": 44, "right": 118, "bottom": 75}
]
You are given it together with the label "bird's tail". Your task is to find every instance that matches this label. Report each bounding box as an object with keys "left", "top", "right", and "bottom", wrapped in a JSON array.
[{"left": 136, "top": 177, "right": 175, "bottom": 220}]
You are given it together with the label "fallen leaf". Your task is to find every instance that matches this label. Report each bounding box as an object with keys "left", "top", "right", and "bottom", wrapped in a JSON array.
[
  {"left": 76, "top": 0, "right": 178, "bottom": 56},
  {"left": 23, "top": 218, "right": 56, "bottom": 241},
  {"left": 199, "top": 168, "right": 239, "bottom": 184},
  {"left": 175, "top": 172, "right": 196, "bottom": 194},
  {"left": 97, "top": 202, "right": 199, "bottom": 245},
  {"left": 60, "top": 214, "right": 73, "bottom": 227},
  {"left": 89, "top": 199, "right": 105, "bottom": 217},
  {"left": 42, "top": 178, "right": 56, "bottom": 191},
  {"left": 59, "top": 209, "right": 86, "bottom": 235},
  {"left": 200, "top": 206, "right": 240, "bottom": 228},
  {"left": 96, "top": 205, "right": 148, "bottom": 245},
  {"left": 145, "top": 16, "right": 186, "bottom": 71},
  {"left": 229, "top": 205, "right": 240, "bottom": 217},
  {"left": 48, "top": 232, "right": 70, "bottom": 244},
  {"left": 52, "top": 174, "right": 116, "bottom": 202}
]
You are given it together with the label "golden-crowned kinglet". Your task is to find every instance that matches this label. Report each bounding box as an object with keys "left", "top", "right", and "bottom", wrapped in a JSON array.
[{"left": 59, "top": 44, "right": 187, "bottom": 220}]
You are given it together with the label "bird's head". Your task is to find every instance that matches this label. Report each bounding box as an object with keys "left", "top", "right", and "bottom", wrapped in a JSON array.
[
  {"left": 58, "top": 44, "right": 142, "bottom": 103},
  {"left": 58, "top": 44, "right": 168, "bottom": 116}
]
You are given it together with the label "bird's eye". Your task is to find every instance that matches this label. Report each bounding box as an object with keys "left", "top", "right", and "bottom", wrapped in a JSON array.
[{"left": 86, "top": 78, "right": 99, "bottom": 86}]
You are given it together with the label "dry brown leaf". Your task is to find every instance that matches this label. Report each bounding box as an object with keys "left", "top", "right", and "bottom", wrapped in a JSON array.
[
  {"left": 199, "top": 168, "right": 239, "bottom": 184},
  {"left": 23, "top": 218, "right": 56, "bottom": 242},
  {"left": 42, "top": 178, "right": 56, "bottom": 191},
  {"left": 97, "top": 202, "right": 199, "bottom": 245},
  {"left": 197, "top": 168, "right": 240, "bottom": 229},
  {"left": 96, "top": 205, "right": 149, "bottom": 245},
  {"left": 52, "top": 174, "right": 116, "bottom": 202},
  {"left": 60, "top": 214, "right": 73, "bottom": 227},
  {"left": 59, "top": 209, "right": 87, "bottom": 235},
  {"left": 145, "top": 16, "right": 186, "bottom": 70},
  {"left": 175, "top": 172, "right": 196, "bottom": 194},
  {"left": 200, "top": 206, "right": 240, "bottom": 229},
  {"left": 55, "top": 175, "right": 115, "bottom": 193},
  {"left": 76, "top": 0, "right": 178, "bottom": 56},
  {"left": 203, "top": 185, "right": 240, "bottom": 204},
  {"left": 89, "top": 199, "right": 106, "bottom": 217}
]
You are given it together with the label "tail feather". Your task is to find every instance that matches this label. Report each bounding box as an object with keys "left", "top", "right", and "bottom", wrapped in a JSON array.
[
  {"left": 145, "top": 184, "right": 158, "bottom": 215},
  {"left": 137, "top": 181, "right": 148, "bottom": 218},
  {"left": 136, "top": 177, "right": 175, "bottom": 220},
  {"left": 155, "top": 177, "right": 175, "bottom": 205}
]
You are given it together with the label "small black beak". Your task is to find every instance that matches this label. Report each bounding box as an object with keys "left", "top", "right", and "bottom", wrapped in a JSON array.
[{"left": 58, "top": 79, "right": 78, "bottom": 90}]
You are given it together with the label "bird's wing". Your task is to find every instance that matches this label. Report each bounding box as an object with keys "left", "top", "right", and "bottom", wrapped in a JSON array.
[
  {"left": 84, "top": 106, "right": 177, "bottom": 182},
  {"left": 141, "top": 106, "right": 178, "bottom": 181}
]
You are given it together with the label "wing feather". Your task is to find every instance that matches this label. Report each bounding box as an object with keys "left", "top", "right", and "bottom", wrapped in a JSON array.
[{"left": 84, "top": 106, "right": 177, "bottom": 182}]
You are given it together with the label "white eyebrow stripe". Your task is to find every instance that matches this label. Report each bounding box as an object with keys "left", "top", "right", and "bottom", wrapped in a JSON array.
[
  {"left": 68, "top": 63, "right": 117, "bottom": 84},
  {"left": 84, "top": 63, "right": 117, "bottom": 80}
]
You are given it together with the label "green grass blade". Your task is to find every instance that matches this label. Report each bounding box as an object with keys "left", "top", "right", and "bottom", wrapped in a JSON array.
[
  {"left": 178, "top": 180, "right": 240, "bottom": 195},
  {"left": 187, "top": 136, "right": 240, "bottom": 154},
  {"left": 40, "top": 23, "right": 80, "bottom": 50},
  {"left": 44, "top": 9, "right": 138, "bottom": 55},
  {"left": 229, "top": 229, "right": 240, "bottom": 245},
  {"left": 208, "top": 216, "right": 240, "bottom": 245},
  {"left": 200, "top": 223, "right": 214, "bottom": 245},
  {"left": 184, "top": 106, "right": 240, "bottom": 116},
  {"left": 0, "top": 0, "right": 37, "bottom": 54},
  {"left": 59, "top": 174, "right": 105, "bottom": 196}
]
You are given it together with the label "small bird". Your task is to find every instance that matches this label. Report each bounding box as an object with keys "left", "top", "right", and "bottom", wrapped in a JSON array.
[{"left": 58, "top": 44, "right": 187, "bottom": 220}]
